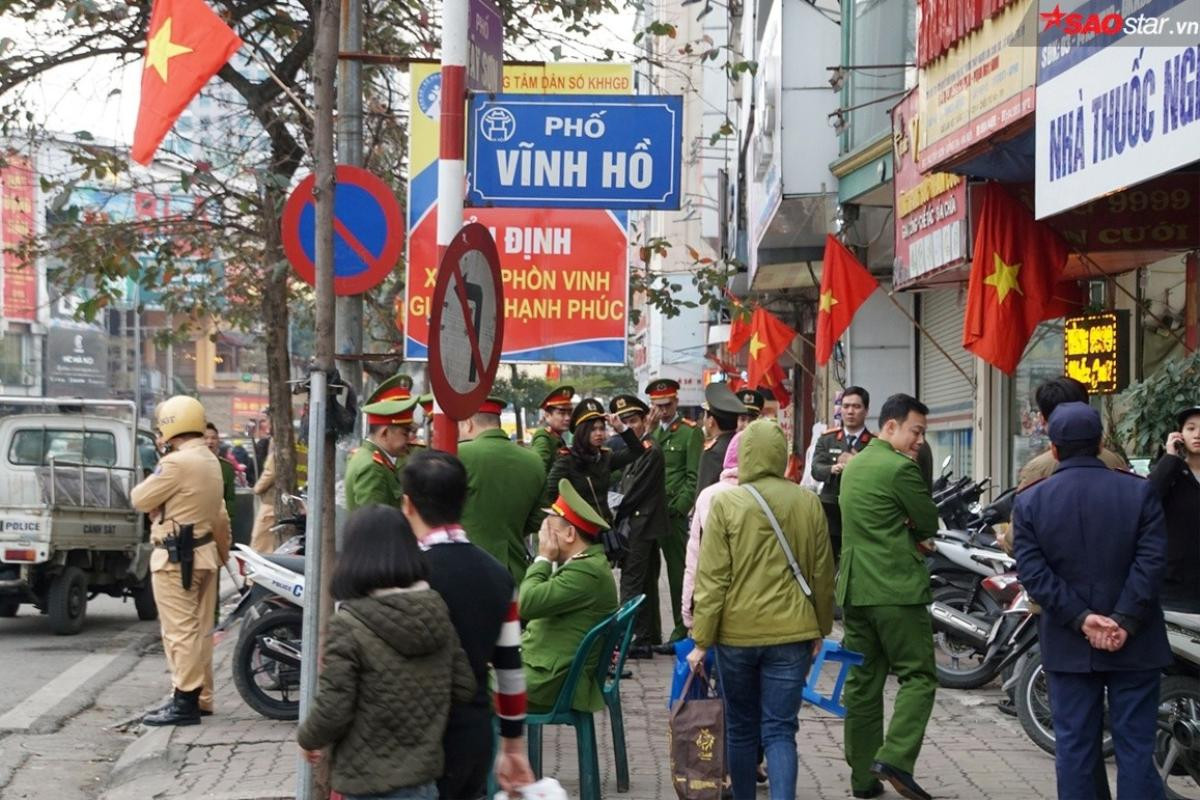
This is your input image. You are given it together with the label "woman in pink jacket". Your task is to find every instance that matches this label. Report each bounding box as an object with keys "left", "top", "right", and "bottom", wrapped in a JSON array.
[{"left": 683, "top": 431, "right": 742, "bottom": 630}]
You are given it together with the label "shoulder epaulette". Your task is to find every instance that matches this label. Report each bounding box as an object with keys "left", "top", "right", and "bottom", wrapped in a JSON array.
[
  {"left": 642, "top": 439, "right": 654, "bottom": 450},
  {"left": 371, "top": 449, "right": 392, "bottom": 469},
  {"left": 822, "top": 426, "right": 842, "bottom": 435}
]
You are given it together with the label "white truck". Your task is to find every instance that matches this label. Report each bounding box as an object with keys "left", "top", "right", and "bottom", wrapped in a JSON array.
[{"left": 0, "top": 397, "right": 160, "bottom": 634}]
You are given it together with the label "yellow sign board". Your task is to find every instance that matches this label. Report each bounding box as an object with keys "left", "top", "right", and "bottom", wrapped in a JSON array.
[{"left": 1063, "top": 311, "right": 1129, "bottom": 395}]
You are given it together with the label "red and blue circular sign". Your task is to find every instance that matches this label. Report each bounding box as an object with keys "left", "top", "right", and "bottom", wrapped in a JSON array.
[{"left": 280, "top": 165, "right": 404, "bottom": 296}]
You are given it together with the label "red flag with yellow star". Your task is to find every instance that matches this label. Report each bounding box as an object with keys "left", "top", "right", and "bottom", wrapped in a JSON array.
[
  {"left": 962, "top": 183, "right": 1076, "bottom": 374},
  {"left": 816, "top": 235, "right": 879, "bottom": 365},
  {"left": 746, "top": 307, "right": 796, "bottom": 390},
  {"left": 131, "top": 0, "right": 242, "bottom": 164}
]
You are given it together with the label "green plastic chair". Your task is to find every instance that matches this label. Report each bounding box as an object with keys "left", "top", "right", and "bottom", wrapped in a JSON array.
[
  {"left": 527, "top": 610, "right": 619, "bottom": 800},
  {"left": 600, "top": 594, "right": 646, "bottom": 793}
]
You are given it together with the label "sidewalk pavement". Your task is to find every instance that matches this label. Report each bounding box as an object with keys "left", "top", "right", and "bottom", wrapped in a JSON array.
[{"left": 101, "top": 611, "right": 1065, "bottom": 800}]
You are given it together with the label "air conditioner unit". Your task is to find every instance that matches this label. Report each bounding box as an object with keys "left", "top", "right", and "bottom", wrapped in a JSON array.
[{"left": 753, "top": 96, "right": 776, "bottom": 180}]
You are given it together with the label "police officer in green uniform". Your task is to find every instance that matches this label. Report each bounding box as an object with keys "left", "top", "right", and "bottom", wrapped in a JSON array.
[
  {"left": 530, "top": 385, "right": 574, "bottom": 471},
  {"left": 736, "top": 388, "right": 765, "bottom": 431},
  {"left": 519, "top": 478, "right": 619, "bottom": 712},
  {"left": 838, "top": 394, "right": 939, "bottom": 800},
  {"left": 343, "top": 374, "right": 418, "bottom": 512},
  {"left": 610, "top": 394, "right": 668, "bottom": 657},
  {"left": 457, "top": 396, "right": 547, "bottom": 584},
  {"left": 645, "top": 378, "right": 703, "bottom": 650},
  {"left": 697, "top": 381, "right": 745, "bottom": 495},
  {"left": 811, "top": 386, "right": 873, "bottom": 561}
]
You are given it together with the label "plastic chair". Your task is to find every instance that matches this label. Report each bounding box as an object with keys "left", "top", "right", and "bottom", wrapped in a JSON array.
[
  {"left": 600, "top": 594, "right": 645, "bottom": 793},
  {"left": 802, "top": 638, "right": 865, "bottom": 718},
  {"left": 527, "top": 611, "right": 619, "bottom": 800}
]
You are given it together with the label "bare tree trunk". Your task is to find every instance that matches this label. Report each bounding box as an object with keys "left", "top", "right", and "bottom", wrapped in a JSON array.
[{"left": 261, "top": 182, "right": 296, "bottom": 505}]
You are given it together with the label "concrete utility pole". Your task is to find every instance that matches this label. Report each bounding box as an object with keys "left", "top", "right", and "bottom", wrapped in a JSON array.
[
  {"left": 431, "top": 0, "right": 469, "bottom": 454},
  {"left": 335, "top": 0, "right": 364, "bottom": 420},
  {"left": 297, "top": 0, "right": 338, "bottom": 794}
]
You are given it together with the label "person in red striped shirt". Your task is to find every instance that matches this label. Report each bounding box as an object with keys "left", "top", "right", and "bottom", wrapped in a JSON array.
[{"left": 401, "top": 451, "right": 534, "bottom": 799}]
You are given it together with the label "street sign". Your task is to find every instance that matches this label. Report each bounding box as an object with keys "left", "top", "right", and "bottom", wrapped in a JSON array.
[
  {"left": 467, "top": 0, "right": 502, "bottom": 92},
  {"left": 428, "top": 223, "right": 505, "bottom": 420},
  {"left": 467, "top": 93, "right": 683, "bottom": 210},
  {"left": 280, "top": 165, "right": 404, "bottom": 296}
]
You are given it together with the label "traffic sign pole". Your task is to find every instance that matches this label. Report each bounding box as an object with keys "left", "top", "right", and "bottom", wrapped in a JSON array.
[{"left": 434, "top": 0, "right": 469, "bottom": 454}]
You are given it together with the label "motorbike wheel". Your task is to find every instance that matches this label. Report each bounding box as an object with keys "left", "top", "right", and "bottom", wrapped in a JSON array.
[
  {"left": 1155, "top": 675, "right": 1200, "bottom": 800},
  {"left": 931, "top": 583, "right": 1003, "bottom": 689},
  {"left": 132, "top": 581, "right": 158, "bottom": 621},
  {"left": 233, "top": 605, "right": 302, "bottom": 721},
  {"left": 1016, "top": 650, "right": 1115, "bottom": 757}
]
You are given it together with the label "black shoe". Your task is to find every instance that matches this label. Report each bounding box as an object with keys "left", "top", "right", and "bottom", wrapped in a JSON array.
[
  {"left": 852, "top": 781, "right": 884, "bottom": 799},
  {"left": 199, "top": 709, "right": 213, "bottom": 717},
  {"left": 996, "top": 697, "right": 1017, "bottom": 717},
  {"left": 870, "top": 762, "right": 932, "bottom": 800},
  {"left": 652, "top": 642, "right": 677, "bottom": 655},
  {"left": 628, "top": 644, "right": 654, "bottom": 660},
  {"left": 143, "top": 688, "right": 201, "bottom": 726}
]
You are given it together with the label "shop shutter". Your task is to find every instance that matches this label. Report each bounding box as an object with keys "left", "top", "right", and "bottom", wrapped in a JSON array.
[{"left": 918, "top": 289, "right": 974, "bottom": 421}]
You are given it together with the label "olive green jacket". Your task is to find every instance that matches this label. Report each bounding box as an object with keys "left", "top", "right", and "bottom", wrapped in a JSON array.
[
  {"left": 651, "top": 416, "right": 703, "bottom": 522},
  {"left": 836, "top": 438, "right": 940, "bottom": 607},
  {"left": 519, "top": 544, "right": 618, "bottom": 712},
  {"left": 692, "top": 420, "right": 835, "bottom": 649},
  {"left": 530, "top": 428, "right": 564, "bottom": 473},
  {"left": 343, "top": 439, "right": 403, "bottom": 512},
  {"left": 458, "top": 428, "right": 547, "bottom": 583},
  {"left": 219, "top": 458, "right": 236, "bottom": 526}
]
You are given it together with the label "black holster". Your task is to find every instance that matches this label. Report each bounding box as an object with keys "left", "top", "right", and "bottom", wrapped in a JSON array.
[{"left": 177, "top": 523, "right": 196, "bottom": 590}]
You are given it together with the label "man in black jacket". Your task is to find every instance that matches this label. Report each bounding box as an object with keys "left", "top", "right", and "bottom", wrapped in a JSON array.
[
  {"left": 696, "top": 382, "right": 744, "bottom": 495},
  {"left": 610, "top": 394, "right": 669, "bottom": 658}
]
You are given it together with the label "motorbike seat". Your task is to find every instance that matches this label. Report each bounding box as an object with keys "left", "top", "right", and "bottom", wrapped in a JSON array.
[
  {"left": 936, "top": 529, "right": 972, "bottom": 544},
  {"left": 1163, "top": 610, "right": 1200, "bottom": 632},
  {"left": 262, "top": 553, "right": 305, "bottom": 574},
  {"left": 974, "top": 531, "right": 999, "bottom": 549}
]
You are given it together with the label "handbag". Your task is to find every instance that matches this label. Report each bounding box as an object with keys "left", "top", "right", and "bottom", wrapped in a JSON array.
[
  {"left": 742, "top": 484, "right": 812, "bottom": 599},
  {"left": 668, "top": 667, "right": 725, "bottom": 800}
]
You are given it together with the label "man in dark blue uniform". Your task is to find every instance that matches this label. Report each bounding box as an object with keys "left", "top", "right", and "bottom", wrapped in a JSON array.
[{"left": 1013, "top": 402, "right": 1171, "bottom": 800}]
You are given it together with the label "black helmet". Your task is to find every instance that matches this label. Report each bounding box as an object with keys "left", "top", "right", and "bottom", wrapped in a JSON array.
[{"left": 1175, "top": 405, "right": 1200, "bottom": 429}]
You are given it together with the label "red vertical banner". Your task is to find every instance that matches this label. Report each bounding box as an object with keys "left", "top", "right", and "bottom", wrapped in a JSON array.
[{"left": 1, "top": 154, "right": 37, "bottom": 322}]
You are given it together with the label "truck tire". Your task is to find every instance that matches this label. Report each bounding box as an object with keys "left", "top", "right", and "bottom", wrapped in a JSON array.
[
  {"left": 132, "top": 581, "right": 158, "bottom": 621},
  {"left": 0, "top": 597, "right": 19, "bottom": 617},
  {"left": 48, "top": 566, "right": 88, "bottom": 635}
]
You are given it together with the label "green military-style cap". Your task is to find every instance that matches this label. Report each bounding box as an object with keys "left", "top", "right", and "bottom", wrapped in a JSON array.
[
  {"left": 704, "top": 381, "right": 746, "bottom": 416},
  {"left": 645, "top": 378, "right": 680, "bottom": 405},
  {"left": 363, "top": 395, "right": 419, "bottom": 426},
  {"left": 547, "top": 477, "right": 609, "bottom": 537},
  {"left": 737, "top": 388, "right": 765, "bottom": 417},
  {"left": 570, "top": 398, "right": 606, "bottom": 432},
  {"left": 368, "top": 373, "right": 414, "bottom": 405},
  {"left": 609, "top": 394, "right": 649, "bottom": 420},
  {"left": 540, "top": 385, "right": 575, "bottom": 410}
]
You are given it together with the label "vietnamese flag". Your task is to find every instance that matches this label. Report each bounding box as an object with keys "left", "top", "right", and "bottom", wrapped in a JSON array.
[
  {"left": 962, "top": 183, "right": 1078, "bottom": 374},
  {"left": 758, "top": 362, "right": 792, "bottom": 408},
  {"left": 815, "top": 235, "right": 879, "bottom": 365},
  {"left": 132, "top": 0, "right": 242, "bottom": 164},
  {"left": 728, "top": 305, "right": 753, "bottom": 353},
  {"left": 746, "top": 307, "right": 797, "bottom": 390}
]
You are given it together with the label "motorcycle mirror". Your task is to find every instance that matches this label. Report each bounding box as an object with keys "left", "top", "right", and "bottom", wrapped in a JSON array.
[{"left": 940, "top": 454, "right": 952, "bottom": 474}]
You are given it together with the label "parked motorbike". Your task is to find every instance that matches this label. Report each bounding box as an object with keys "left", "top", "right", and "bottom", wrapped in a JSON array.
[
  {"left": 1156, "top": 610, "right": 1200, "bottom": 799},
  {"left": 930, "top": 571, "right": 1034, "bottom": 689},
  {"left": 216, "top": 495, "right": 307, "bottom": 721}
]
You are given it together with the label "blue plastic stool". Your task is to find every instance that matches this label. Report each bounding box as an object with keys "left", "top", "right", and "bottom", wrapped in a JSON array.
[{"left": 802, "top": 638, "right": 865, "bottom": 718}]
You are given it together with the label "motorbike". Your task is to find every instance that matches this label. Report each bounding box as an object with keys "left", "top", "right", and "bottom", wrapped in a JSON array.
[
  {"left": 1156, "top": 610, "right": 1200, "bottom": 799},
  {"left": 930, "top": 570, "right": 1035, "bottom": 690},
  {"left": 216, "top": 495, "right": 307, "bottom": 721}
]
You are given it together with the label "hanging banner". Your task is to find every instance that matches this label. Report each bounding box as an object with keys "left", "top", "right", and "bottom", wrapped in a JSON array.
[
  {"left": 405, "top": 62, "right": 632, "bottom": 365},
  {"left": 1, "top": 153, "right": 37, "bottom": 323}
]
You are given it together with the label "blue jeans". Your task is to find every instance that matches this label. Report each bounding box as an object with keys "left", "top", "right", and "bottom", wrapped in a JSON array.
[
  {"left": 716, "top": 640, "right": 815, "bottom": 800},
  {"left": 343, "top": 782, "right": 437, "bottom": 800}
]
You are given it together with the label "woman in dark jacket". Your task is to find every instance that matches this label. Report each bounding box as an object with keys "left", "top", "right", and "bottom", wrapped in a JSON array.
[
  {"left": 1147, "top": 405, "right": 1200, "bottom": 612},
  {"left": 543, "top": 398, "right": 644, "bottom": 525}
]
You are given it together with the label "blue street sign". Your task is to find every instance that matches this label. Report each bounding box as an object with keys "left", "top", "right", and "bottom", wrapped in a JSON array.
[{"left": 467, "top": 93, "right": 683, "bottom": 211}]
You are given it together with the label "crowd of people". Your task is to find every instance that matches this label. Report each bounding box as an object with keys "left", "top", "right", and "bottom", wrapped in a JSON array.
[{"left": 129, "top": 371, "right": 1199, "bottom": 800}]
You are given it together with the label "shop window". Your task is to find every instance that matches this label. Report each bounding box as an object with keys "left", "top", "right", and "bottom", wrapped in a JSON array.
[
  {"left": 847, "top": 0, "right": 914, "bottom": 150},
  {"left": 928, "top": 429, "right": 973, "bottom": 481},
  {"left": 0, "top": 333, "right": 29, "bottom": 386},
  {"left": 1008, "top": 322, "right": 1065, "bottom": 488}
]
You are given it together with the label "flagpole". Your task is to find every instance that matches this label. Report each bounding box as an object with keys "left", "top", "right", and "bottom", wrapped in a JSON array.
[{"left": 883, "top": 289, "right": 977, "bottom": 389}]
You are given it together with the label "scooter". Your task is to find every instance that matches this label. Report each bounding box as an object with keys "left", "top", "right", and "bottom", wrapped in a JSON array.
[{"left": 1156, "top": 610, "right": 1200, "bottom": 799}]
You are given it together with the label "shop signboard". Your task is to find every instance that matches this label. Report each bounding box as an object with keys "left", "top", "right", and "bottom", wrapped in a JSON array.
[
  {"left": 916, "top": 0, "right": 1037, "bottom": 170},
  {"left": 405, "top": 62, "right": 633, "bottom": 365},
  {"left": 1034, "top": 0, "right": 1200, "bottom": 218},
  {"left": 1, "top": 153, "right": 37, "bottom": 323},
  {"left": 1063, "top": 310, "right": 1129, "bottom": 394},
  {"left": 891, "top": 91, "right": 970, "bottom": 288},
  {"left": 45, "top": 324, "right": 109, "bottom": 398}
]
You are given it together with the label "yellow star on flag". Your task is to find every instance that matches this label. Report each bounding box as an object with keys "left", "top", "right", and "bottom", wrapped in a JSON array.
[
  {"left": 984, "top": 253, "right": 1023, "bottom": 305},
  {"left": 145, "top": 18, "right": 194, "bottom": 83},
  {"left": 749, "top": 332, "right": 765, "bottom": 359},
  {"left": 819, "top": 290, "right": 838, "bottom": 313}
]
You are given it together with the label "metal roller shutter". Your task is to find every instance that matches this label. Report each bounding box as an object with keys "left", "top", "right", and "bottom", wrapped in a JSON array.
[{"left": 918, "top": 289, "right": 974, "bottom": 427}]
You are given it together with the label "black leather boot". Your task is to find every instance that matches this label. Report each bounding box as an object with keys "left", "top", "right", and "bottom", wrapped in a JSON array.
[{"left": 143, "top": 688, "right": 202, "bottom": 726}]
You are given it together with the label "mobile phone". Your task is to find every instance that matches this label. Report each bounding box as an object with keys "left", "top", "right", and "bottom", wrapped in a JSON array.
[{"left": 1174, "top": 438, "right": 1187, "bottom": 456}]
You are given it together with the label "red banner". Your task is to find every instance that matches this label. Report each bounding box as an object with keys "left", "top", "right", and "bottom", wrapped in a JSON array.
[{"left": 2, "top": 154, "right": 37, "bottom": 322}]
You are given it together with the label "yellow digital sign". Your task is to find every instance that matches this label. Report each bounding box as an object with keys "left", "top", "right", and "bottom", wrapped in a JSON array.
[{"left": 1063, "top": 311, "right": 1129, "bottom": 395}]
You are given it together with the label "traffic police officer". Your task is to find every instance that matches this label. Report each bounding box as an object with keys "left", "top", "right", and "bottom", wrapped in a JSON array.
[
  {"left": 697, "top": 381, "right": 744, "bottom": 495},
  {"left": 458, "top": 396, "right": 547, "bottom": 584},
  {"left": 811, "top": 386, "right": 873, "bottom": 560},
  {"left": 736, "top": 387, "right": 765, "bottom": 431},
  {"left": 1013, "top": 402, "right": 1171, "bottom": 800},
  {"left": 530, "top": 385, "right": 574, "bottom": 471},
  {"left": 645, "top": 378, "right": 703, "bottom": 648},
  {"left": 131, "top": 395, "right": 231, "bottom": 726},
  {"left": 520, "top": 478, "right": 619, "bottom": 712},
  {"left": 344, "top": 374, "right": 419, "bottom": 511},
  {"left": 610, "top": 393, "right": 669, "bottom": 656}
]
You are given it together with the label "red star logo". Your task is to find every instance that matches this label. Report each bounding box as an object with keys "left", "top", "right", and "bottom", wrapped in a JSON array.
[{"left": 1040, "top": 3, "right": 1066, "bottom": 30}]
